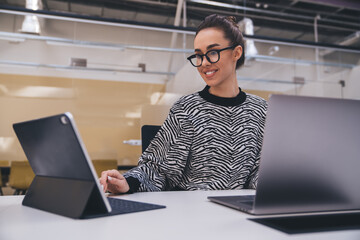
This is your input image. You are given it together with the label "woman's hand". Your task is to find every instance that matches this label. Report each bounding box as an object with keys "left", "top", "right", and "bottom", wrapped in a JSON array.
[{"left": 99, "top": 169, "right": 130, "bottom": 194}]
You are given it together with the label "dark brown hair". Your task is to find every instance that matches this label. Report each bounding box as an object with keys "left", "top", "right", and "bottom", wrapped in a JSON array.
[{"left": 196, "top": 14, "right": 245, "bottom": 69}]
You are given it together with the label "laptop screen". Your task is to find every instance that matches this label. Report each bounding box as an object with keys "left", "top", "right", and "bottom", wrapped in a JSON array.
[
  {"left": 254, "top": 95, "right": 360, "bottom": 214},
  {"left": 14, "top": 113, "right": 94, "bottom": 181}
]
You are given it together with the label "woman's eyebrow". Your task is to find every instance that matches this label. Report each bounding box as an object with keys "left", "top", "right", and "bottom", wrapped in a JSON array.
[
  {"left": 194, "top": 43, "right": 221, "bottom": 53},
  {"left": 207, "top": 43, "right": 220, "bottom": 50}
]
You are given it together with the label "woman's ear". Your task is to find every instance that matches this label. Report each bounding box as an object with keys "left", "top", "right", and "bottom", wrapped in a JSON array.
[{"left": 233, "top": 45, "right": 243, "bottom": 61}]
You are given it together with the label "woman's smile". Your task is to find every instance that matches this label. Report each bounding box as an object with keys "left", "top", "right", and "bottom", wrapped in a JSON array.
[{"left": 203, "top": 69, "right": 218, "bottom": 78}]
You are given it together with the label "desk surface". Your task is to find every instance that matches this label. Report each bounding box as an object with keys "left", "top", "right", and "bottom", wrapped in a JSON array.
[{"left": 1, "top": 190, "right": 359, "bottom": 240}]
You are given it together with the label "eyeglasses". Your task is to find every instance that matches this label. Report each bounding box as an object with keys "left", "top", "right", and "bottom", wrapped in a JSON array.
[{"left": 187, "top": 45, "right": 237, "bottom": 67}]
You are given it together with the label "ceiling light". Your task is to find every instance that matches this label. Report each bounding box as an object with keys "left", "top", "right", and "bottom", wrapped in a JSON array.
[
  {"left": 239, "top": 18, "right": 258, "bottom": 57},
  {"left": 20, "top": 0, "right": 42, "bottom": 34},
  {"left": 21, "top": 15, "right": 41, "bottom": 34}
]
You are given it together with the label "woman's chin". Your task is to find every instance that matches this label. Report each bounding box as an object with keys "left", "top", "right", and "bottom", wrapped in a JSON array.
[
  {"left": 205, "top": 81, "right": 221, "bottom": 88},
  {"left": 202, "top": 78, "right": 219, "bottom": 87}
]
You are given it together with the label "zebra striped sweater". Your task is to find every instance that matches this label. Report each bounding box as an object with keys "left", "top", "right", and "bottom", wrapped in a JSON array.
[{"left": 123, "top": 86, "right": 267, "bottom": 192}]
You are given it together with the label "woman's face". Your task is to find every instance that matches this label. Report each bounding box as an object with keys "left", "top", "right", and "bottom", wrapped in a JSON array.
[{"left": 193, "top": 27, "right": 242, "bottom": 89}]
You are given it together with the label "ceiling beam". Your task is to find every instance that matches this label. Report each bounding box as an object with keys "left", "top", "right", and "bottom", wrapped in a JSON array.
[
  {"left": 296, "top": 0, "right": 360, "bottom": 10},
  {"left": 1, "top": 6, "right": 359, "bottom": 53}
]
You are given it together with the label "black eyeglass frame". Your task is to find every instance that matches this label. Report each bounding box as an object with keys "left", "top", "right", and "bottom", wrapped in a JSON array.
[{"left": 187, "top": 44, "right": 238, "bottom": 67}]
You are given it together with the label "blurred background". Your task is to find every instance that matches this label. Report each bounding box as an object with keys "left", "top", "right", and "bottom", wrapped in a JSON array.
[{"left": 0, "top": 0, "right": 359, "bottom": 194}]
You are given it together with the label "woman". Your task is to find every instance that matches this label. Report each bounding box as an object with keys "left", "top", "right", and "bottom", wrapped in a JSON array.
[{"left": 100, "top": 14, "right": 267, "bottom": 193}]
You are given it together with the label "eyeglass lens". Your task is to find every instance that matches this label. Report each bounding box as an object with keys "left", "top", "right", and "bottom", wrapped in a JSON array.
[{"left": 192, "top": 50, "right": 220, "bottom": 67}]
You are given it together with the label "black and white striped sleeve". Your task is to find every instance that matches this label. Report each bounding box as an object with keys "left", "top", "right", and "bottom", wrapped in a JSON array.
[{"left": 123, "top": 98, "right": 194, "bottom": 192}]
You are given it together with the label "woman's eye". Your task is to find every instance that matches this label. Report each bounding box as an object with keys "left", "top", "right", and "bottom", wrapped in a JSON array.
[{"left": 208, "top": 51, "right": 218, "bottom": 56}]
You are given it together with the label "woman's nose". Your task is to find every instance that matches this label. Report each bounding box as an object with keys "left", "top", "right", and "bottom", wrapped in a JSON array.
[{"left": 202, "top": 56, "right": 211, "bottom": 66}]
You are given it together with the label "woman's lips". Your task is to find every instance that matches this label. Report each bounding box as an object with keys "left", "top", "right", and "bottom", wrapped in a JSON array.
[{"left": 203, "top": 69, "right": 218, "bottom": 78}]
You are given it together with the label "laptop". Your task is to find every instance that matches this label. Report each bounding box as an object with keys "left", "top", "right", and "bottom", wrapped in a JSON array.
[
  {"left": 208, "top": 94, "right": 360, "bottom": 215},
  {"left": 13, "top": 112, "right": 165, "bottom": 219}
]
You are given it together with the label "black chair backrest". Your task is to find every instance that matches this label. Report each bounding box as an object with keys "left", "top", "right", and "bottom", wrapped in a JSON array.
[{"left": 141, "top": 125, "right": 161, "bottom": 152}]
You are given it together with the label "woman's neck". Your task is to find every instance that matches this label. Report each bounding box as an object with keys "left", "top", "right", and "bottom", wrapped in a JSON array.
[{"left": 209, "top": 80, "right": 240, "bottom": 98}]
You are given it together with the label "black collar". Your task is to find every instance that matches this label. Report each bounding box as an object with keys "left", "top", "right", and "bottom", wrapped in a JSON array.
[{"left": 198, "top": 85, "right": 247, "bottom": 107}]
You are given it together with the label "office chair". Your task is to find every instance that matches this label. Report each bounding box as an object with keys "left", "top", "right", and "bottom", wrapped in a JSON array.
[
  {"left": 0, "top": 160, "right": 10, "bottom": 195},
  {"left": 141, "top": 125, "right": 161, "bottom": 153},
  {"left": 8, "top": 161, "right": 35, "bottom": 195}
]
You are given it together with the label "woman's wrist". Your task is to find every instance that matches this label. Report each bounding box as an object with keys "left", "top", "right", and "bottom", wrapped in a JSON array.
[{"left": 124, "top": 176, "right": 141, "bottom": 193}]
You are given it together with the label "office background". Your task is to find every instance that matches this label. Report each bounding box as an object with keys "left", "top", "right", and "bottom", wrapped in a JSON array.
[{"left": 0, "top": 0, "right": 359, "bottom": 187}]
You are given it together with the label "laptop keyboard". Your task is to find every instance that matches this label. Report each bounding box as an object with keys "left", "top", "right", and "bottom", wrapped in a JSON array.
[
  {"left": 208, "top": 195, "right": 255, "bottom": 212},
  {"left": 224, "top": 195, "right": 255, "bottom": 203},
  {"left": 108, "top": 197, "right": 166, "bottom": 214},
  {"left": 82, "top": 197, "right": 165, "bottom": 219}
]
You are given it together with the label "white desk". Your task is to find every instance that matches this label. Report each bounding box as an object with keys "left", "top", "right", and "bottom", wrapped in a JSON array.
[{"left": 0, "top": 190, "right": 359, "bottom": 240}]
